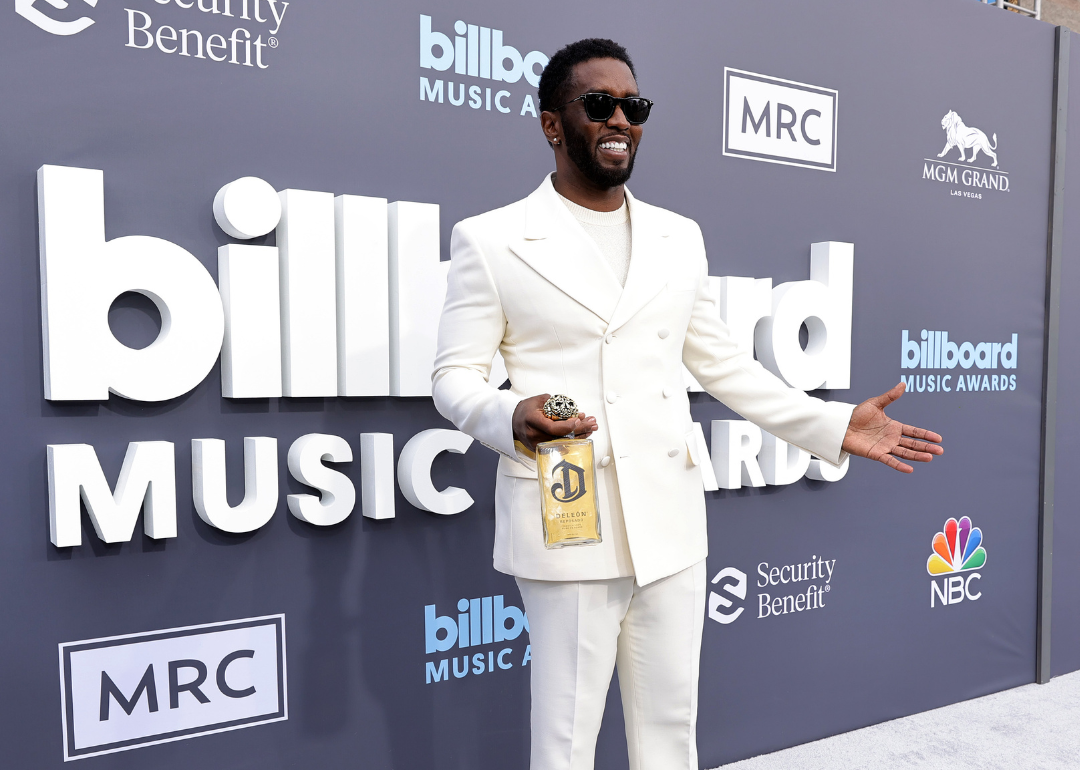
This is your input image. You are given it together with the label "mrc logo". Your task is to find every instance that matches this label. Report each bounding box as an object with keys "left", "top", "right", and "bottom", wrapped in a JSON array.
[
  {"left": 16, "top": 0, "right": 97, "bottom": 36},
  {"left": 59, "top": 615, "right": 287, "bottom": 761},
  {"left": 927, "top": 516, "right": 987, "bottom": 608},
  {"left": 722, "top": 68, "right": 838, "bottom": 172}
]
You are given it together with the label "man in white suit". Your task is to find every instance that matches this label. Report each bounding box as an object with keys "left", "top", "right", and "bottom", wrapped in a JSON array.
[{"left": 432, "top": 38, "right": 942, "bottom": 770}]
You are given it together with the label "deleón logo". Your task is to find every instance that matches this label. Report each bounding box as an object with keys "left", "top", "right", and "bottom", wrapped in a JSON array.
[
  {"left": 722, "top": 68, "right": 838, "bottom": 172},
  {"left": 16, "top": 0, "right": 97, "bottom": 36},
  {"left": 928, "top": 516, "right": 986, "bottom": 608},
  {"left": 922, "top": 110, "right": 1009, "bottom": 199},
  {"left": 59, "top": 615, "right": 286, "bottom": 761},
  {"left": 550, "top": 460, "right": 586, "bottom": 503}
]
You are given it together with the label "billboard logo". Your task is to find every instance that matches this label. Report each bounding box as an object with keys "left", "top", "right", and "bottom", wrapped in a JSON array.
[
  {"left": 722, "top": 68, "right": 838, "bottom": 172},
  {"left": 922, "top": 110, "right": 1009, "bottom": 199},
  {"left": 419, "top": 14, "right": 548, "bottom": 118},
  {"left": 928, "top": 517, "right": 985, "bottom": 608},
  {"left": 424, "top": 595, "right": 531, "bottom": 684},
  {"left": 59, "top": 615, "right": 287, "bottom": 761},
  {"left": 16, "top": 0, "right": 97, "bottom": 36},
  {"left": 899, "top": 330, "right": 1018, "bottom": 394}
]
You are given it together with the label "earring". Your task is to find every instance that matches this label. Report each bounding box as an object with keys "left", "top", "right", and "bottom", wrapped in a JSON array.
[{"left": 553, "top": 137, "right": 560, "bottom": 145}]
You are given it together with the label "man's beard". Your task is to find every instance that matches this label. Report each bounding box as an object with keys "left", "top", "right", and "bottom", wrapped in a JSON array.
[{"left": 563, "top": 121, "right": 636, "bottom": 189}]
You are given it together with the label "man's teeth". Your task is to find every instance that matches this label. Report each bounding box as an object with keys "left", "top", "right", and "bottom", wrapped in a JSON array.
[{"left": 599, "top": 141, "right": 628, "bottom": 151}]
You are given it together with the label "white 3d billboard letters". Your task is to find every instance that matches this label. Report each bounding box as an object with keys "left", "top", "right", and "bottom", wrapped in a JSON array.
[
  {"left": 39, "top": 164, "right": 854, "bottom": 547},
  {"left": 38, "top": 165, "right": 447, "bottom": 402},
  {"left": 37, "top": 164, "right": 852, "bottom": 403},
  {"left": 47, "top": 430, "right": 479, "bottom": 547}
]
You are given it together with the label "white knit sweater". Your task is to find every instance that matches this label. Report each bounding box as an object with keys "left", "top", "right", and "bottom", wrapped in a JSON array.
[{"left": 558, "top": 193, "right": 632, "bottom": 287}]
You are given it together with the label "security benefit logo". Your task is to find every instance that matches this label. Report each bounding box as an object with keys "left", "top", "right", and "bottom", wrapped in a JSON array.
[
  {"left": 708, "top": 556, "right": 836, "bottom": 626},
  {"left": 722, "top": 68, "right": 838, "bottom": 172},
  {"left": 424, "top": 595, "right": 531, "bottom": 685},
  {"left": 419, "top": 14, "right": 548, "bottom": 118},
  {"left": 922, "top": 110, "right": 1009, "bottom": 200},
  {"left": 16, "top": 0, "right": 289, "bottom": 69},
  {"left": 900, "top": 329, "right": 1018, "bottom": 395},
  {"left": 16, "top": 0, "right": 97, "bottom": 36},
  {"left": 58, "top": 615, "right": 287, "bottom": 761},
  {"left": 927, "top": 517, "right": 986, "bottom": 608}
]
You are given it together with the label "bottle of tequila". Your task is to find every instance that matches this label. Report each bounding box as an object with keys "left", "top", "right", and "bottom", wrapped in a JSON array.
[{"left": 535, "top": 395, "right": 602, "bottom": 549}]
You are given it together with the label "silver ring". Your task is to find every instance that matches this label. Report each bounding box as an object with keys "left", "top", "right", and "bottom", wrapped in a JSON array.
[{"left": 542, "top": 394, "right": 578, "bottom": 421}]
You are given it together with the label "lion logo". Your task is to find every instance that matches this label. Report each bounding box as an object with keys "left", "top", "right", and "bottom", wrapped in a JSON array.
[{"left": 938, "top": 110, "right": 998, "bottom": 168}]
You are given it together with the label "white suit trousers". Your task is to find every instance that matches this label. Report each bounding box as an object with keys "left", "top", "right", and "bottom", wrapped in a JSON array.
[{"left": 516, "top": 560, "right": 706, "bottom": 770}]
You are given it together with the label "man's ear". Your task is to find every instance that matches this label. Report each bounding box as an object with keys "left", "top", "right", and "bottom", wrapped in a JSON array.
[{"left": 540, "top": 111, "right": 561, "bottom": 147}]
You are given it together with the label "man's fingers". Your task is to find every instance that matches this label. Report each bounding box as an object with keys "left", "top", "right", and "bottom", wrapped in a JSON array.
[
  {"left": 526, "top": 413, "right": 597, "bottom": 441},
  {"left": 870, "top": 382, "right": 907, "bottom": 410},
  {"left": 898, "top": 436, "right": 944, "bottom": 455},
  {"left": 890, "top": 445, "right": 936, "bottom": 463},
  {"left": 880, "top": 453, "right": 914, "bottom": 474},
  {"left": 903, "top": 424, "right": 943, "bottom": 445}
]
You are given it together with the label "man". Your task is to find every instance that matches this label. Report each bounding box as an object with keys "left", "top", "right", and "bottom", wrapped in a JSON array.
[{"left": 432, "top": 38, "right": 942, "bottom": 770}]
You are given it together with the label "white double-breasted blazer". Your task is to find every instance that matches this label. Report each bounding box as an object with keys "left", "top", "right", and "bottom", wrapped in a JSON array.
[{"left": 432, "top": 175, "right": 854, "bottom": 586}]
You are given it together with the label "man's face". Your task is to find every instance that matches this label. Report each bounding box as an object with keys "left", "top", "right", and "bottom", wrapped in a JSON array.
[{"left": 558, "top": 58, "right": 643, "bottom": 189}]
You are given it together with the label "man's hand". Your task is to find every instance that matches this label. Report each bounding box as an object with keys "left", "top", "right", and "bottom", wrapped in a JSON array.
[
  {"left": 841, "top": 382, "right": 943, "bottom": 473},
  {"left": 513, "top": 394, "right": 598, "bottom": 451}
]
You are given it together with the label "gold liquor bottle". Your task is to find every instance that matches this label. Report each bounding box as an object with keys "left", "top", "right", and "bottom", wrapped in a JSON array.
[{"left": 536, "top": 437, "right": 602, "bottom": 549}]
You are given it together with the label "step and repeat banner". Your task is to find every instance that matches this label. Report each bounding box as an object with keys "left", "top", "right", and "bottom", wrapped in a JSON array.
[{"left": 0, "top": 0, "right": 1058, "bottom": 767}]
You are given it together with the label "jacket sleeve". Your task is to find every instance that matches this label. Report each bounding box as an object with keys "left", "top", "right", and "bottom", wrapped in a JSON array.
[
  {"left": 681, "top": 226, "right": 855, "bottom": 466},
  {"left": 431, "top": 220, "right": 521, "bottom": 459}
]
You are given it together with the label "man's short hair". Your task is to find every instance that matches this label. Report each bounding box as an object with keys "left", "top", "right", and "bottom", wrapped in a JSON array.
[{"left": 537, "top": 38, "right": 636, "bottom": 113}]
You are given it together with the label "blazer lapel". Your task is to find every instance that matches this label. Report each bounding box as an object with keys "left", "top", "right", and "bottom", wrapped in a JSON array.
[
  {"left": 606, "top": 188, "right": 671, "bottom": 334},
  {"left": 508, "top": 176, "right": 623, "bottom": 323}
]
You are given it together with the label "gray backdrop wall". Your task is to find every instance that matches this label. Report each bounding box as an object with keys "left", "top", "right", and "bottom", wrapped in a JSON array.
[{"left": 0, "top": 0, "right": 1069, "bottom": 768}]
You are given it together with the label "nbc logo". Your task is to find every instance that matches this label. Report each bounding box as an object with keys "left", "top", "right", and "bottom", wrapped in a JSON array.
[{"left": 927, "top": 516, "right": 986, "bottom": 608}]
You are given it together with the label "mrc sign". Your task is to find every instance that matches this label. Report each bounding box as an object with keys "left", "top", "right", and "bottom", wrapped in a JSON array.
[
  {"left": 59, "top": 615, "right": 286, "bottom": 761},
  {"left": 36, "top": 163, "right": 856, "bottom": 549}
]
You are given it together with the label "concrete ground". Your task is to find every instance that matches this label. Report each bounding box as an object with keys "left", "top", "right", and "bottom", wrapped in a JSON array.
[{"left": 713, "top": 670, "right": 1080, "bottom": 770}]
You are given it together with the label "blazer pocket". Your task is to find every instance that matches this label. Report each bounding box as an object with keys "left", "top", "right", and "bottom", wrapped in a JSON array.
[{"left": 499, "top": 454, "right": 538, "bottom": 479}]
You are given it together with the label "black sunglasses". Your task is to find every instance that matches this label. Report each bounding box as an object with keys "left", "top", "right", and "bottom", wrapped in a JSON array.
[{"left": 555, "top": 92, "right": 654, "bottom": 125}]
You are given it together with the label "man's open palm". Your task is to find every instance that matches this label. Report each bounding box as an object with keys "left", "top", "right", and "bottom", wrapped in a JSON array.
[{"left": 841, "top": 382, "right": 943, "bottom": 473}]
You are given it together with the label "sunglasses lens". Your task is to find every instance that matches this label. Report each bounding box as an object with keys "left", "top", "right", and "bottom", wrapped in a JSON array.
[
  {"left": 623, "top": 99, "right": 651, "bottom": 124},
  {"left": 583, "top": 93, "right": 616, "bottom": 121}
]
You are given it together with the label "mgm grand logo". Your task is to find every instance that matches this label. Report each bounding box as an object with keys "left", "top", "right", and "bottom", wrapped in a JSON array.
[{"left": 922, "top": 110, "right": 1009, "bottom": 200}]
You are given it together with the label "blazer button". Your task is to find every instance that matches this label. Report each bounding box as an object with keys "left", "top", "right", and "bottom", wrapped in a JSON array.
[
  {"left": 600, "top": 456, "right": 612, "bottom": 467},
  {"left": 606, "top": 391, "right": 618, "bottom": 404},
  {"left": 605, "top": 334, "right": 614, "bottom": 344},
  {"left": 662, "top": 386, "right": 673, "bottom": 398},
  {"left": 658, "top": 328, "right": 670, "bottom": 339},
  {"left": 668, "top": 448, "right": 680, "bottom": 458}
]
